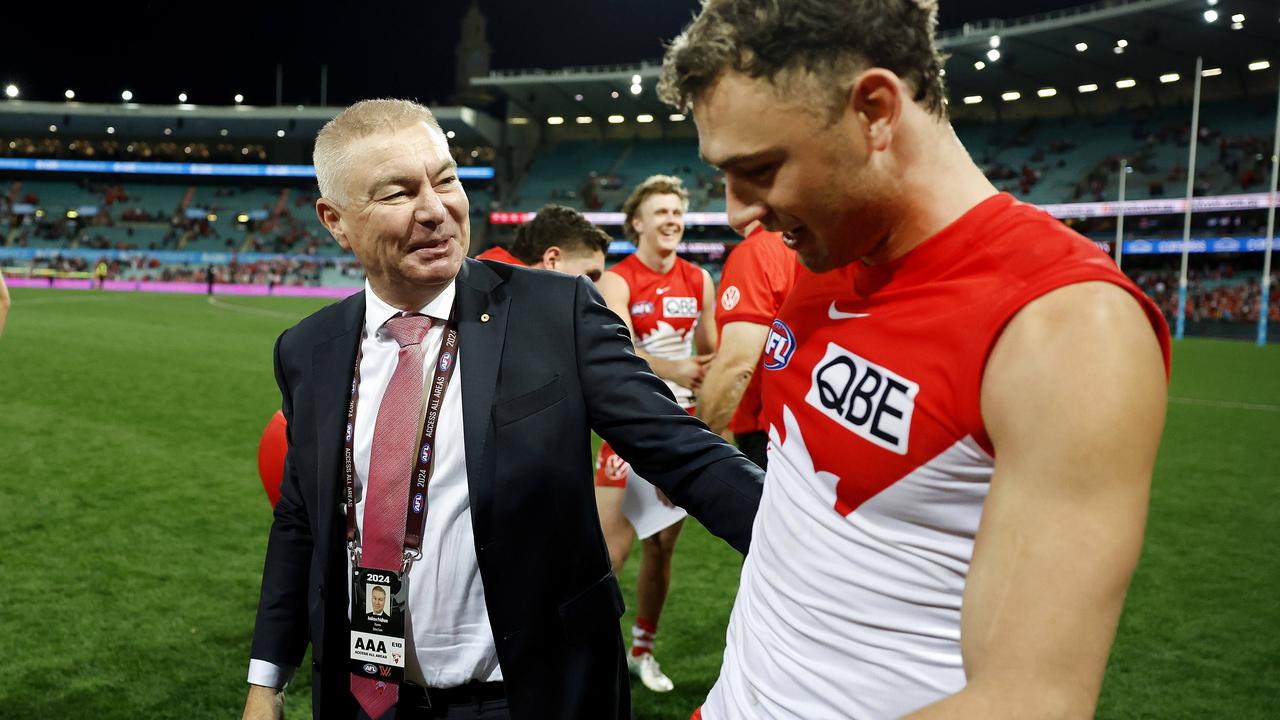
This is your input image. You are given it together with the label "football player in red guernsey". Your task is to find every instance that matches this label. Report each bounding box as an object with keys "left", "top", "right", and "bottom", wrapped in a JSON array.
[
  {"left": 476, "top": 204, "right": 609, "bottom": 280},
  {"left": 662, "top": 1, "right": 1171, "bottom": 718},
  {"left": 594, "top": 175, "right": 718, "bottom": 693}
]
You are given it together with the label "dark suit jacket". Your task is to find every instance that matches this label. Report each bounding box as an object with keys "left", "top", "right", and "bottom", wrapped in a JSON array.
[{"left": 250, "top": 258, "right": 764, "bottom": 720}]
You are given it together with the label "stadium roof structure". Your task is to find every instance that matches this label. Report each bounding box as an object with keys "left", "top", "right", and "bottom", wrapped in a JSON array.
[
  {"left": 473, "top": 0, "right": 1279, "bottom": 124},
  {"left": 0, "top": 101, "right": 502, "bottom": 148}
]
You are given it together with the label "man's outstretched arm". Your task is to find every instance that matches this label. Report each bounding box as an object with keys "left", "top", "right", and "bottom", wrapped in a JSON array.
[{"left": 907, "top": 282, "right": 1167, "bottom": 719}]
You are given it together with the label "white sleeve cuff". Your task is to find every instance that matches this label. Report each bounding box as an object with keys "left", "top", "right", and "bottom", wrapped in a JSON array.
[{"left": 248, "top": 658, "right": 296, "bottom": 689}]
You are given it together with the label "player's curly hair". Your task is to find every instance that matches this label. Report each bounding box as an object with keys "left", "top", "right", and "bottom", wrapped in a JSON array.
[
  {"left": 510, "top": 204, "right": 612, "bottom": 264},
  {"left": 659, "top": 0, "right": 948, "bottom": 121},
  {"left": 621, "top": 175, "right": 690, "bottom": 243}
]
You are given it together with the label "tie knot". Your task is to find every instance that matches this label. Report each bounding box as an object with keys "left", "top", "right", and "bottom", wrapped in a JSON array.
[{"left": 382, "top": 313, "right": 432, "bottom": 348}]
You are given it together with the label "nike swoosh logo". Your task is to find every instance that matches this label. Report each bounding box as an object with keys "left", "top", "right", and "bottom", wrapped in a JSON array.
[
  {"left": 656, "top": 287, "right": 670, "bottom": 295},
  {"left": 828, "top": 302, "right": 871, "bottom": 320}
]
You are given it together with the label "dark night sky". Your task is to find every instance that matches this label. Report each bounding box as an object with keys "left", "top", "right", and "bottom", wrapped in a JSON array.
[{"left": 1, "top": 1, "right": 1088, "bottom": 106}]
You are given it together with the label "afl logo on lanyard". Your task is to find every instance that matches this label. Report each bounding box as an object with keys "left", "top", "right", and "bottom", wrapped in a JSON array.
[{"left": 438, "top": 351, "right": 454, "bottom": 372}]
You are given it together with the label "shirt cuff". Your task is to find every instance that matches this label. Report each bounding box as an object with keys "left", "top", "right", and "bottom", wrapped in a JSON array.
[{"left": 248, "top": 658, "right": 296, "bottom": 689}]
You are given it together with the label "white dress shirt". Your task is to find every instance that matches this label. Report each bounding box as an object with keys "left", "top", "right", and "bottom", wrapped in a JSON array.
[{"left": 249, "top": 280, "right": 502, "bottom": 689}]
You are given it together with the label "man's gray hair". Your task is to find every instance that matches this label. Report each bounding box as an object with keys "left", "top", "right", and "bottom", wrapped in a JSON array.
[{"left": 313, "top": 98, "right": 443, "bottom": 204}]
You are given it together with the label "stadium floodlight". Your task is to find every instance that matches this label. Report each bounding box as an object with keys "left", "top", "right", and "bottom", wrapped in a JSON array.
[
  {"left": 121, "top": 89, "right": 133, "bottom": 101},
  {"left": 163, "top": 127, "right": 172, "bottom": 135},
  {"left": 630, "top": 83, "right": 642, "bottom": 95},
  {"left": 631, "top": 74, "right": 641, "bottom": 85},
  {"left": 1203, "top": 9, "right": 1218, "bottom": 22},
  {"left": 1075, "top": 42, "right": 1088, "bottom": 52},
  {"left": 986, "top": 48, "right": 1000, "bottom": 62},
  {"left": 963, "top": 95, "right": 983, "bottom": 104},
  {"left": 989, "top": 35, "right": 1000, "bottom": 48},
  {"left": 276, "top": 129, "right": 285, "bottom": 137},
  {"left": 1001, "top": 91, "right": 1021, "bottom": 102},
  {"left": 636, "top": 114, "right": 654, "bottom": 123},
  {"left": 178, "top": 92, "right": 187, "bottom": 103},
  {"left": 1230, "top": 13, "right": 1244, "bottom": 23},
  {"left": 1160, "top": 73, "right": 1180, "bottom": 83},
  {"left": 1116, "top": 39, "right": 1128, "bottom": 48},
  {"left": 1249, "top": 60, "right": 1271, "bottom": 71},
  {"left": 64, "top": 88, "right": 75, "bottom": 99},
  {"left": 575, "top": 116, "right": 593, "bottom": 124},
  {"left": 207, "top": 214, "right": 217, "bottom": 222},
  {"left": 106, "top": 126, "right": 115, "bottom": 134},
  {"left": 220, "top": 128, "right": 229, "bottom": 136},
  {"left": 66, "top": 210, "right": 78, "bottom": 219},
  {"left": 184, "top": 146, "right": 192, "bottom": 154},
  {"left": 1078, "top": 83, "right": 1099, "bottom": 93},
  {"left": 1205, "top": 0, "right": 1217, "bottom": 5},
  {"left": 237, "top": 214, "right": 249, "bottom": 223},
  {"left": 547, "top": 116, "right": 565, "bottom": 125},
  {"left": 1116, "top": 78, "right": 1137, "bottom": 89},
  {"left": 1231, "top": 21, "right": 1243, "bottom": 30},
  {"left": 607, "top": 115, "right": 625, "bottom": 124},
  {"left": 574, "top": 94, "right": 583, "bottom": 101},
  {"left": 234, "top": 93, "right": 244, "bottom": 104},
  {"left": 610, "top": 90, "right": 619, "bottom": 99},
  {"left": 508, "top": 117, "right": 530, "bottom": 125},
  {"left": 974, "top": 60, "right": 986, "bottom": 70},
  {"left": 1114, "top": 46, "right": 1124, "bottom": 54},
  {"left": 1037, "top": 87, "right": 1057, "bottom": 98},
  {"left": 1202, "top": 66, "right": 1223, "bottom": 77},
  {"left": 668, "top": 113, "right": 686, "bottom": 121},
  {"left": 48, "top": 124, "right": 57, "bottom": 132},
  {"left": 445, "top": 130, "right": 456, "bottom": 139},
  {"left": 4, "top": 84, "right": 19, "bottom": 99}
]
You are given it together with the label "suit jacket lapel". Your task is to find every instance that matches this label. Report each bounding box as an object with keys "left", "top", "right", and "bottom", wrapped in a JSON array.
[
  {"left": 455, "top": 259, "right": 509, "bottom": 542},
  {"left": 311, "top": 292, "right": 365, "bottom": 563}
]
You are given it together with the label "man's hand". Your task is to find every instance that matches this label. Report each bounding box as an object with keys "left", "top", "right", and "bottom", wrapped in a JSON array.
[
  {"left": 242, "top": 684, "right": 285, "bottom": 720},
  {"left": 667, "top": 353, "right": 714, "bottom": 389}
]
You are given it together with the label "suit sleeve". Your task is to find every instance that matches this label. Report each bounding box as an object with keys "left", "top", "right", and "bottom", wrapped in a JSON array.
[
  {"left": 248, "top": 331, "right": 314, "bottom": 673},
  {"left": 572, "top": 276, "right": 763, "bottom": 554}
]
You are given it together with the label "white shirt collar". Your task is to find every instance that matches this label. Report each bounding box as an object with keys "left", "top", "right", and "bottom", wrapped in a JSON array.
[{"left": 363, "top": 280, "right": 457, "bottom": 337}]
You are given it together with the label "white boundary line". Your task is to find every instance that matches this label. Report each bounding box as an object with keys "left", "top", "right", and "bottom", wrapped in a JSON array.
[
  {"left": 1168, "top": 396, "right": 1280, "bottom": 413},
  {"left": 10, "top": 294, "right": 127, "bottom": 306},
  {"left": 206, "top": 296, "right": 300, "bottom": 319}
]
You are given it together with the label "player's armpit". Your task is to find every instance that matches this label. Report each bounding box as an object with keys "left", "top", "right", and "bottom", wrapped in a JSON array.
[{"left": 906, "top": 281, "right": 1167, "bottom": 719}]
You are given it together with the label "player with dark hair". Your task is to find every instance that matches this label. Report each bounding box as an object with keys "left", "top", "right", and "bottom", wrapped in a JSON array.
[
  {"left": 594, "top": 174, "right": 717, "bottom": 693},
  {"left": 661, "top": 1, "right": 1171, "bottom": 717},
  {"left": 477, "top": 204, "right": 611, "bottom": 282}
]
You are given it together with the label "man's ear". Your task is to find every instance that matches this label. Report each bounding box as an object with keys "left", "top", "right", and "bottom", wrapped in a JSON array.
[
  {"left": 848, "top": 68, "right": 903, "bottom": 153},
  {"left": 630, "top": 216, "right": 645, "bottom": 239},
  {"left": 316, "top": 197, "right": 349, "bottom": 251},
  {"left": 541, "top": 246, "right": 563, "bottom": 269}
]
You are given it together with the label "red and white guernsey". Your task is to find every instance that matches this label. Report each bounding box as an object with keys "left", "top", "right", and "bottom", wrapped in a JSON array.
[
  {"left": 609, "top": 253, "right": 706, "bottom": 408},
  {"left": 702, "top": 193, "right": 1171, "bottom": 719}
]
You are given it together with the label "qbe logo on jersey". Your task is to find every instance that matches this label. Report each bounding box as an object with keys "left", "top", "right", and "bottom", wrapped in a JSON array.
[
  {"left": 662, "top": 296, "right": 698, "bottom": 318},
  {"left": 805, "top": 342, "right": 918, "bottom": 455}
]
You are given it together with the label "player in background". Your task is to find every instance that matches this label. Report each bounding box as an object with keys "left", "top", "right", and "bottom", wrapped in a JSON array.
[
  {"left": 594, "top": 174, "right": 717, "bottom": 693},
  {"left": 696, "top": 220, "right": 797, "bottom": 469},
  {"left": 661, "top": 0, "right": 1171, "bottom": 717},
  {"left": 0, "top": 271, "right": 10, "bottom": 337},
  {"left": 477, "top": 203, "right": 610, "bottom": 281}
]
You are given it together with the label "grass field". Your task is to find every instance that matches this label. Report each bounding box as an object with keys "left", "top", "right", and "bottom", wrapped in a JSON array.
[{"left": 0, "top": 287, "right": 1276, "bottom": 719}]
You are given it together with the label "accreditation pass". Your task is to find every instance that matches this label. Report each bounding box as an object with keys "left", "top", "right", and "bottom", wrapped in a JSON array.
[{"left": 349, "top": 566, "right": 408, "bottom": 682}]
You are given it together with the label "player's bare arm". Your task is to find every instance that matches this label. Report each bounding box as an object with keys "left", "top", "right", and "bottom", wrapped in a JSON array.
[
  {"left": 905, "top": 281, "right": 1167, "bottom": 719},
  {"left": 694, "top": 266, "right": 719, "bottom": 356},
  {"left": 696, "top": 321, "right": 770, "bottom": 437},
  {"left": 598, "top": 269, "right": 707, "bottom": 389}
]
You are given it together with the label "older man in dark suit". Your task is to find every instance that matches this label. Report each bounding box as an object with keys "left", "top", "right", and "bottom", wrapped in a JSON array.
[{"left": 242, "top": 99, "right": 762, "bottom": 720}]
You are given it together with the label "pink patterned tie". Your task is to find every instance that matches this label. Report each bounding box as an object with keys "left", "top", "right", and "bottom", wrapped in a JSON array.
[{"left": 352, "top": 312, "right": 432, "bottom": 720}]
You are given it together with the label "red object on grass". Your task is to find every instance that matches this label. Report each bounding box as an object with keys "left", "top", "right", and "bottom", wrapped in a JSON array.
[{"left": 257, "top": 410, "right": 288, "bottom": 507}]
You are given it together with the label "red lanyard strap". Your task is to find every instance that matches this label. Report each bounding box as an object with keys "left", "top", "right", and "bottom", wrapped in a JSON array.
[{"left": 343, "top": 307, "right": 460, "bottom": 561}]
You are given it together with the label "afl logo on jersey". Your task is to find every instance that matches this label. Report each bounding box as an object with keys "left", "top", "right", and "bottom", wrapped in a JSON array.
[
  {"left": 720, "top": 285, "right": 741, "bottom": 311},
  {"left": 662, "top": 296, "right": 699, "bottom": 318},
  {"left": 764, "top": 319, "right": 796, "bottom": 370},
  {"left": 630, "top": 301, "right": 655, "bottom": 317},
  {"left": 805, "top": 342, "right": 918, "bottom": 455}
]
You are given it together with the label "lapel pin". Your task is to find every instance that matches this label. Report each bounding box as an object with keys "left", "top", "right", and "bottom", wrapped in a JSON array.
[{"left": 480, "top": 313, "right": 491, "bottom": 323}]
